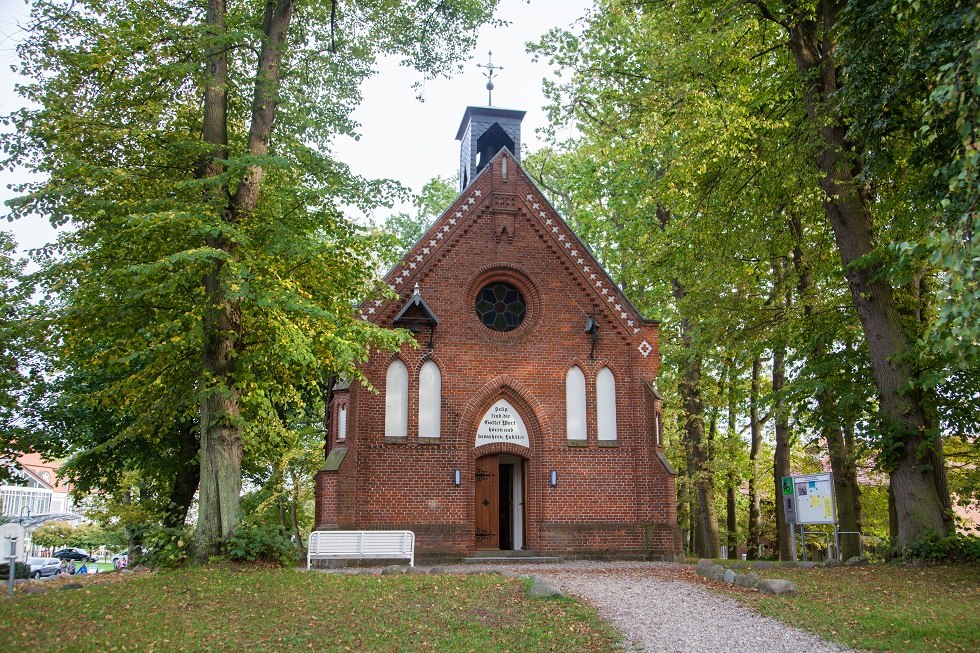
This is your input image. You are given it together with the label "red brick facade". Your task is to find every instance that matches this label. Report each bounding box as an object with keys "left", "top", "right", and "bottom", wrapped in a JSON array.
[{"left": 314, "top": 137, "right": 682, "bottom": 560}]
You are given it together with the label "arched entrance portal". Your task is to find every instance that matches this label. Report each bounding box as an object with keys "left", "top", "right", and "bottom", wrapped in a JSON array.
[
  {"left": 475, "top": 453, "right": 526, "bottom": 550},
  {"left": 474, "top": 398, "right": 530, "bottom": 551}
]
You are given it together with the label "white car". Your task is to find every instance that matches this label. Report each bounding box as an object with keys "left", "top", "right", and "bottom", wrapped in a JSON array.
[{"left": 27, "top": 557, "right": 63, "bottom": 579}]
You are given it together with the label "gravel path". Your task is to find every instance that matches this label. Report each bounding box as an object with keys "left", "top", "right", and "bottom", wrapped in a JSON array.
[{"left": 444, "top": 561, "right": 854, "bottom": 653}]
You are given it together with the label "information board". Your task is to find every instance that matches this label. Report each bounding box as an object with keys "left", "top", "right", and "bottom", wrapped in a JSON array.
[{"left": 792, "top": 473, "right": 836, "bottom": 524}]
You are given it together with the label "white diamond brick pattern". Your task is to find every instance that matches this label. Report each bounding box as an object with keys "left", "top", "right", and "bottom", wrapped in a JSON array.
[{"left": 364, "top": 186, "right": 647, "bottom": 343}]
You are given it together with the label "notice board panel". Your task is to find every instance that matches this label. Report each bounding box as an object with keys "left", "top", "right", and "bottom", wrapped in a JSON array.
[{"left": 793, "top": 473, "right": 836, "bottom": 524}]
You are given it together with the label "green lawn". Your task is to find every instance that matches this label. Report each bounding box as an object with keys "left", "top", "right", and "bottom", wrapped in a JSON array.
[
  {"left": 723, "top": 563, "right": 980, "bottom": 653},
  {"left": 0, "top": 565, "right": 619, "bottom": 652}
]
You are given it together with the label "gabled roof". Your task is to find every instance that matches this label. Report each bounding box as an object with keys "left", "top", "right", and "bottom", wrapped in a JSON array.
[
  {"left": 393, "top": 283, "right": 439, "bottom": 326},
  {"left": 360, "top": 147, "right": 659, "bottom": 352},
  {"left": 1, "top": 460, "right": 54, "bottom": 491}
]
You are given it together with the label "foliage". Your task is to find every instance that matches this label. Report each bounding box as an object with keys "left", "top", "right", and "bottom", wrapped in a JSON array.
[
  {"left": 0, "top": 231, "right": 42, "bottom": 470},
  {"left": 29, "top": 520, "right": 78, "bottom": 549},
  {"left": 531, "top": 0, "right": 977, "bottom": 552},
  {"left": 902, "top": 532, "right": 980, "bottom": 563},
  {"left": 141, "top": 525, "right": 192, "bottom": 569},
  {"left": 224, "top": 522, "right": 296, "bottom": 566},
  {"left": 239, "top": 422, "right": 321, "bottom": 556},
  {"left": 5, "top": 0, "right": 499, "bottom": 554},
  {"left": 30, "top": 520, "right": 119, "bottom": 551},
  {"left": 382, "top": 175, "right": 459, "bottom": 265},
  {"left": 0, "top": 561, "right": 30, "bottom": 580},
  {"left": 729, "top": 563, "right": 980, "bottom": 653}
]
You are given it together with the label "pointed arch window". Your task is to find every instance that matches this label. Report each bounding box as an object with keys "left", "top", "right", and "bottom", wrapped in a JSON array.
[
  {"left": 385, "top": 360, "right": 408, "bottom": 438},
  {"left": 566, "top": 366, "right": 587, "bottom": 441},
  {"left": 597, "top": 367, "right": 617, "bottom": 442},
  {"left": 418, "top": 360, "right": 441, "bottom": 438}
]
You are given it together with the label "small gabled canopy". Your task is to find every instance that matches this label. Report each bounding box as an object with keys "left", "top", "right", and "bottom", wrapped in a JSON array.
[{"left": 393, "top": 283, "right": 439, "bottom": 331}]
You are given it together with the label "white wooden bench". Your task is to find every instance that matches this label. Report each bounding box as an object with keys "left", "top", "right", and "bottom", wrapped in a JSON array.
[{"left": 307, "top": 530, "right": 415, "bottom": 568}]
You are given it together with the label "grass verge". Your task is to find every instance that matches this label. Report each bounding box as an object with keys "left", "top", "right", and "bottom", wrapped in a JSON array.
[
  {"left": 0, "top": 565, "right": 619, "bottom": 652},
  {"left": 721, "top": 563, "right": 980, "bottom": 653}
]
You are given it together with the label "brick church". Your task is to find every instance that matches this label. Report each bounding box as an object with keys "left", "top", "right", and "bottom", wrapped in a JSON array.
[{"left": 314, "top": 106, "right": 682, "bottom": 560}]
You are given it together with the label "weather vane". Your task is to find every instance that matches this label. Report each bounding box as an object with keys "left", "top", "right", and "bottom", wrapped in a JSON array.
[{"left": 477, "top": 50, "right": 502, "bottom": 106}]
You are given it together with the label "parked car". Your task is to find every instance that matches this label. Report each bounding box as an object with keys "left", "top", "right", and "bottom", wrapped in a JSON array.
[
  {"left": 111, "top": 552, "right": 127, "bottom": 565},
  {"left": 53, "top": 547, "right": 90, "bottom": 562},
  {"left": 27, "top": 557, "right": 63, "bottom": 579}
]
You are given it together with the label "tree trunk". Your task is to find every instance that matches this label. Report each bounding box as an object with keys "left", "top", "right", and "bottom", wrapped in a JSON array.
[
  {"left": 674, "top": 279, "right": 721, "bottom": 559},
  {"left": 746, "top": 355, "right": 762, "bottom": 560},
  {"left": 827, "top": 419, "right": 863, "bottom": 559},
  {"left": 725, "top": 359, "right": 739, "bottom": 559},
  {"left": 780, "top": 0, "right": 950, "bottom": 549},
  {"left": 291, "top": 469, "right": 305, "bottom": 558},
  {"left": 789, "top": 212, "right": 864, "bottom": 559},
  {"left": 194, "top": 0, "right": 296, "bottom": 560},
  {"left": 772, "top": 344, "right": 793, "bottom": 561}
]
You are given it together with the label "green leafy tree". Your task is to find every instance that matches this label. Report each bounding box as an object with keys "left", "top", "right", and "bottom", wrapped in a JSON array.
[
  {"left": 6, "top": 0, "right": 500, "bottom": 559},
  {"left": 30, "top": 520, "right": 75, "bottom": 550},
  {"left": 384, "top": 175, "right": 459, "bottom": 264},
  {"left": 0, "top": 231, "right": 42, "bottom": 473},
  {"left": 533, "top": 0, "right": 974, "bottom": 554}
]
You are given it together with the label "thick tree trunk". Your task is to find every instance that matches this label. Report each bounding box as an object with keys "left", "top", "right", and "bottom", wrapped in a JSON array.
[
  {"left": 746, "top": 356, "right": 762, "bottom": 560},
  {"left": 790, "top": 212, "right": 864, "bottom": 558},
  {"left": 781, "top": 1, "right": 950, "bottom": 549},
  {"left": 674, "top": 281, "right": 721, "bottom": 559},
  {"left": 772, "top": 344, "right": 793, "bottom": 561},
  {"left": 195, "top": 0, "right": 295, "bottom": 560}
]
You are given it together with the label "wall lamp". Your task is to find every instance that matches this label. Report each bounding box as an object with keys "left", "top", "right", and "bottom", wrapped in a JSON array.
[
  {"left": 453, "top": 469, "right": 461, "bottom": 486},
  {"left": 584, "top": 314, "right": 599, "bottom": 359},
  {"left": 549, "top": 470, "right": 558, "bottom": 487}
]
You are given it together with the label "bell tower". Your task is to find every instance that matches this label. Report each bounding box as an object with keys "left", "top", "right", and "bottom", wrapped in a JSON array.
[{"left": 455, "top": 106, "right": 526, "bottom": 192}]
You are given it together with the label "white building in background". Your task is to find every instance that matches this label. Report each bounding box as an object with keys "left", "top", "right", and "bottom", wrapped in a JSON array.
[
  {"left": 1, "top": 453, "right": 77, "bottom": 519},
  {"left": 1, "top": 453, "right": 84, "bottom": 559}
]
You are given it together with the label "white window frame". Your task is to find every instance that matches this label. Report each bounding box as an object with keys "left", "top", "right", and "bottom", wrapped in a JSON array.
[
  {"left": 597, "top": 366, "right": 617, "bottom": 441},
  {"left": 418, "top": 360, "right": 441, "bottom": 438},
  {"left": 565, "top": 366, "right": 587, "bottom": 440},
  {"left": 384, "top": 359, "right": 409, "bottom": 437}
]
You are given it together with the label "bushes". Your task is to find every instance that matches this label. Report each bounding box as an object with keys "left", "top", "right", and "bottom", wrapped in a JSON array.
[
  {"left": 902, "top": 532, "right": 980, "bottom": 562},
  {"left": 224, "top": 523, "right": 297, "bottom": 566},
  {"left": 136, "top": 522, "right": 298, "bottom": 568},
  {"left": 142, "top": 526, "right": 191, "bottom": 568},
  {"left": 0, "top": 561, "right": 30, "bottom": 579}
]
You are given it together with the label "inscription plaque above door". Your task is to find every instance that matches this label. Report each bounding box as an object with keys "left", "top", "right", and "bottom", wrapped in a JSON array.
[{"left": 475, "top": 399, "right": 529, "bottom": 447}]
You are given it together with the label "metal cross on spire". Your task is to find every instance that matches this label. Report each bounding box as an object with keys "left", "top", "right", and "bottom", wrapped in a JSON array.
[{"left": 477, "top": 50, "right": 502, "bottom": 106}]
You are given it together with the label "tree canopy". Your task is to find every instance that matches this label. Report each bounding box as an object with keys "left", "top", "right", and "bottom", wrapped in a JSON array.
[{"left": 5, "top": 0, "right": 500, "bottom": 557}]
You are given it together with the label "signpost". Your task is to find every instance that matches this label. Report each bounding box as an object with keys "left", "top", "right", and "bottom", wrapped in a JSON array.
[{"left": 6, "top": 536, "right": 16, "bottom": 595}]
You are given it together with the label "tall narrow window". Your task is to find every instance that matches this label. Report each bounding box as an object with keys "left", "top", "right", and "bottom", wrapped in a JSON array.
[
  {"left": 385, "top": 360, "right": 408, "bottom": 437},
  {"left": 597, "top": 367, "right": 617, "bottom": 441},
  {"left": 337, "top": 404, "right": 347, "bottom": 441},
  {"left": 418, "top": 360, "right": 441, "bottom": 438},
  {"left": 566, "top": 366, "right": 587, "bottom": 441}
]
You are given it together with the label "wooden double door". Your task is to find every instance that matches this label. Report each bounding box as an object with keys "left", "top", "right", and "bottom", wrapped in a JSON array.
[{"left": 475, "top": 454, "right": 526, "bottom": 550}]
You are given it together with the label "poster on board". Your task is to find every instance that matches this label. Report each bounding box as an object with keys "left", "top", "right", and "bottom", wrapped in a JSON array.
[{"left": 791, "top": 473, "right": 836, "bottom": 525}]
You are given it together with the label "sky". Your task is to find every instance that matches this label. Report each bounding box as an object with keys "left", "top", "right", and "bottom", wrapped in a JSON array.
[{"left": 0, "top": 0, "right": 593, "bottom": 255}]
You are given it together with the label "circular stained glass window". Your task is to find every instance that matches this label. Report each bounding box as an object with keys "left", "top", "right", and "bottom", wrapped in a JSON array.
[{"left": 476, "top": 282, "right": 526, "bottom": 332}]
